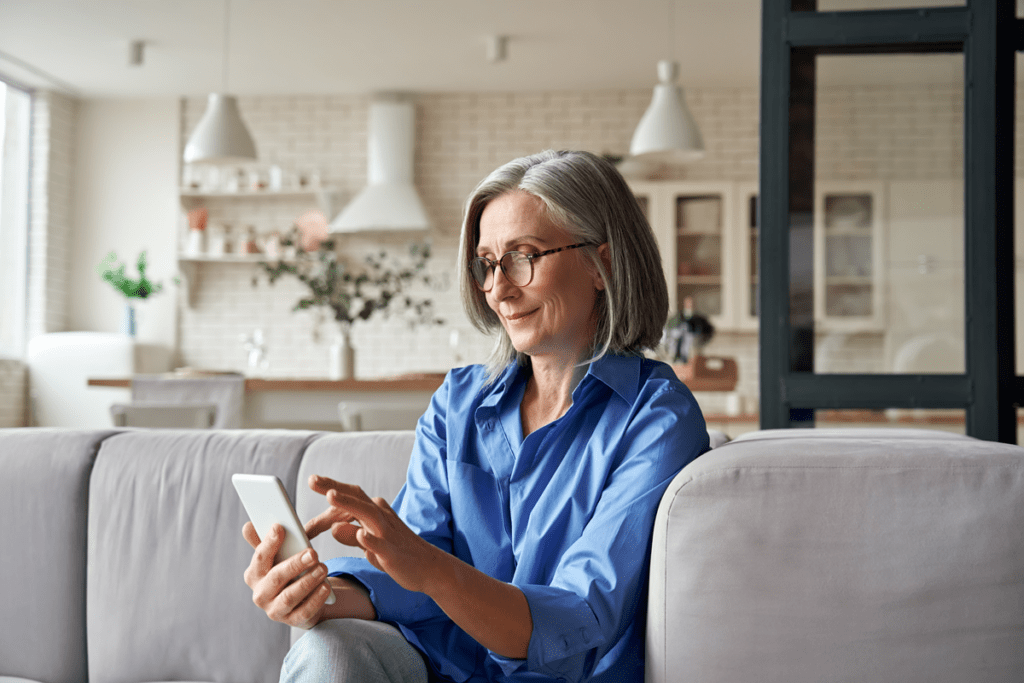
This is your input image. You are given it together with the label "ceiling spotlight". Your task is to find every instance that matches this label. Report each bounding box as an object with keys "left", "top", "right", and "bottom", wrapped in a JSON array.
[
  {"left": 128, "top": 40, "right": 145, "bottom": 67},
  {"left": 486, "top": 35, "right": 508, "bottom": 63}
]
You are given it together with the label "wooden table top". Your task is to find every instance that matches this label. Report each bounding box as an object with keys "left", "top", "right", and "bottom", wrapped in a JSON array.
[{"left": 88, "top": 373, "right": 446, "bottom": 392}]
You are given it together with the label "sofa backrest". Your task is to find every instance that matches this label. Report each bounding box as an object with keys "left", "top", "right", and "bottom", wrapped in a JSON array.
[
  {"left": 0, "top": 429, "right": 114, "bottom": 683},
  {"left": 647, "top": 428, "right": 1024, "bottom": 683},
  {"left": 84, "top": 429, "right": 320, "bottom": 683}
]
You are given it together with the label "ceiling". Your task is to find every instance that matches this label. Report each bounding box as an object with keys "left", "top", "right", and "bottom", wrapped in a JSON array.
[{"left": 0, "top": 0, "right": 764, "bottom": 99}]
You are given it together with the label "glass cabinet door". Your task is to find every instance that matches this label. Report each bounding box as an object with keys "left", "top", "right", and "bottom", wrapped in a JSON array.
[
  {"left": 814, "top": 182, "right": 885, "bottom": 330},
  {"left": 675, "top": 194, "right": 725, "bottom": 318},
  {"left": 629, "top": 181, "right": 736, "bottom": 327}
]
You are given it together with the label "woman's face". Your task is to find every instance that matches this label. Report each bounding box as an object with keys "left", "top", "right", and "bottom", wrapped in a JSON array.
[{"left": 476, "top": 191, "right": 605, "bottom": 363}]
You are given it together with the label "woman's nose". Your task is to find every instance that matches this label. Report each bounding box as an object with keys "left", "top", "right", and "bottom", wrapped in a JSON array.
[{"left": 490, "top": 264, "right": 517, "bottom": 298}]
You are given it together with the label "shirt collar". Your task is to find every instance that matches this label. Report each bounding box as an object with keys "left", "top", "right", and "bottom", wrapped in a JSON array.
[
  {"left": 479, "top": 353, "right": 642, "bottom": 408},
  {"left": 478, "top": 361, "right": 523, "bottom": 409},
  {"left": 581, "top": 353, "right": 642, "bottom": 404}
]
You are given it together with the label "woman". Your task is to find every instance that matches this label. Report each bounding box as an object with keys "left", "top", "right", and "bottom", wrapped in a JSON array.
[{"left": 243, "top": 150, "right": 709, "bottom": 683}]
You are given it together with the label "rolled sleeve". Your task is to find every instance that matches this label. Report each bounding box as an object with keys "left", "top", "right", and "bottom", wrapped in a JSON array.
[{"left": 324, "top": 559, "right": 442, "bottom": 624}]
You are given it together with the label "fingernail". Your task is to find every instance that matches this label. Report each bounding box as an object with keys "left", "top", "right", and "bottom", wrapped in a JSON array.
[
  {"left": 319, "top": 583, "right": 330, "bottom": 595},
  {"left": 314, "top": 565, "right": 326, "bottom": 579},
  {"left": 303, "top": 549, "right": 315, "bottom": 565}
]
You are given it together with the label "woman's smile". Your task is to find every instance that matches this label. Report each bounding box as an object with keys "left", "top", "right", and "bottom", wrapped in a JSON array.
[{"left": 503, "top": 308, "right": 538, "bottom": 322}]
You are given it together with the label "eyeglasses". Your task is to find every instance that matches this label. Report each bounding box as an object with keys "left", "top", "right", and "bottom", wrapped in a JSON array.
[{"left": 470, "top": 242, "right": 593, "bottom": 292}]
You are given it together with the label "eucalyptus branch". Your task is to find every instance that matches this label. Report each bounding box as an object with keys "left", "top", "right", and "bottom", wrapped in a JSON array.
[{"left": 256, "top": 238, "right": 445, "bottom": 330}]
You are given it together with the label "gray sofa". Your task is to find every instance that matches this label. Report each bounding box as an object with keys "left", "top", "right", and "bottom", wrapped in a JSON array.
[{"left": 1, "top": 426, "right": 1021, "bottom": 683}]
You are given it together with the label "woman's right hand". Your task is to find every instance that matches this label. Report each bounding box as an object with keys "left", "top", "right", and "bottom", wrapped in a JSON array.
[{"left": 242, "top": 522, "right": 334, "bottom": 629}]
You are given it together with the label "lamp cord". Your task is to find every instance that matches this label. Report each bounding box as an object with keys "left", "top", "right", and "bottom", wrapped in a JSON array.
[
  {"left": 222, "top": 0, "right": 231, "bottom": 93},
  {"left": 668, "top": 0, "right": 676, "bottom": 63}
]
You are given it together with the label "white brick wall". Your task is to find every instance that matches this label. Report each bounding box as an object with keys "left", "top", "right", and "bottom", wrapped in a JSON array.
[
  {"left": 165, "top": 82, "right": 1024, "bottom": 413},
  {"left": 28, "top": 90, "right": 76, "bottom": 338},
  {"left": 176, "top": 87, "right": 766, "bottom": 378}
]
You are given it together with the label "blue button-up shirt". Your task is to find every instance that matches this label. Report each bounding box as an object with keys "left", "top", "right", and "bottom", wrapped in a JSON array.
[{"left": 326, "top": 354, "right": 708, "bottom": 682}]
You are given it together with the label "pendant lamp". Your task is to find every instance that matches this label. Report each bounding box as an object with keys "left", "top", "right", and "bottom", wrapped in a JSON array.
[
  {"left": 629, "top": 60, "right": 704, "bottom": 164},
  {"left": 183, "top": 0, "right": 257, "bottom": 165}
]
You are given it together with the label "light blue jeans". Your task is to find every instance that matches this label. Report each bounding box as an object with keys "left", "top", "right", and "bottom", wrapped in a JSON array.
[{"left": 280, "top": 619, "right": 428, "bottom": 683}]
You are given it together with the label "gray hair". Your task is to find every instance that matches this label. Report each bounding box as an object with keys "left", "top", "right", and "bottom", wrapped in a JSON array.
[{"left": 457, "top": 150, "right": 669, "bottom": 379}]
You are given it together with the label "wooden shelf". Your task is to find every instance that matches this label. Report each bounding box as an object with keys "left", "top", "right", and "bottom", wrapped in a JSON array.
[
  {"left": 179, "top": 188, "right": 327, "bottom": 199},
  {"left": 178, "top": 254, "right": 286, "bottom": 264},
  {"left": 824, "top": 276, "right": 873, "bottom": 285},
  {"left": 824, "top": 226, "right": 873, "bottom": 236},
  {"left": 677, "top": 230, "right": 722, "bottom": 237},
  {"left": 677, "top": 275, "right": 723, "bottom": 285},
  {"left": 177, "top": 186, "right": 338, "bottom": 220}
]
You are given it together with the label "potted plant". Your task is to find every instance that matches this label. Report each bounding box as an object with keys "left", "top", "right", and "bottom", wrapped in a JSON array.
[
  {"left": 256, "top": 237, "right": 443, "bottom": 379},
  {"left": 663, "top": 296, "right": 737, "bottom": 392},
  {"left": 97, "top": 250, "right": 166, "bottom": 337}
]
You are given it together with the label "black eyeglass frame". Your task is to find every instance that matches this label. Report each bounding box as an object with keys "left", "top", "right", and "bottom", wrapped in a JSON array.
[{"left": 470, "top": 242, "right": 594, "bottom": 292}]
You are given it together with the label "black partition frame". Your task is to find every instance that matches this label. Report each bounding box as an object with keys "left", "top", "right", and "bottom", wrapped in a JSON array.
[{"left": 759, "top": 0, "right": 1020, "bottom": 442}]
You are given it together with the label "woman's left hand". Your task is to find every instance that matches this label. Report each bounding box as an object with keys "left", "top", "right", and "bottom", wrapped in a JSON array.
[{"left": 304, "top": 474, "right": 441, "bottom": 594}]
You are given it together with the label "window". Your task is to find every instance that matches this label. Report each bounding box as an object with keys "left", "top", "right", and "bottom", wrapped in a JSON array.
[{"left": 0, "top": 78, "right": 31, "bottom": 358}]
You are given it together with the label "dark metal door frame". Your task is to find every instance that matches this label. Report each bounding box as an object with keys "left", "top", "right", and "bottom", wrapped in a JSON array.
[{"left": 759, "top": 0, "right": 1018, "bottom": 442}]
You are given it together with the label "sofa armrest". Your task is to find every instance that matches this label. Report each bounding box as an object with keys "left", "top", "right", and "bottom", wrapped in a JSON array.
[{"left": 647, "top": 428, "right": 1024, "bottom": 683}]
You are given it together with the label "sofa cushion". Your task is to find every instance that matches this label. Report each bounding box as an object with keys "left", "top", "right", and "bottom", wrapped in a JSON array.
[
  {"left": 85, "top": 429, "right": 320, "bottom": 683},
  {"left": 0, "top": 428, "right": 115, "bottom": 683},
  {"left": 648, "top": 428, "right": 1024, "bottom": 683}
]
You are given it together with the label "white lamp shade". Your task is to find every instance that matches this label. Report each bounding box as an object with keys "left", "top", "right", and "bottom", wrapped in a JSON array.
[
  {"left": 183, "top": 94, "right": 257, "bottom": 165},
  {"left": 630, "top": 61, "right": 704, "bottom": 164}
]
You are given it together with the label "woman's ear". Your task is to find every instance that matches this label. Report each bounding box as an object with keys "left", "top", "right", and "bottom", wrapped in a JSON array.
[{"left": 593, "top": 243, "right": 611, "bottom": 291}]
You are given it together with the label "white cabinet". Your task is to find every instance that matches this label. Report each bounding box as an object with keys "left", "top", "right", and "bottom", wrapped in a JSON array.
[
  {"left": 630, "top": 181, "right": 740, "bottom": 328},
  {"left": 632, "top": 179, "right": 886, "bottom": 332}
]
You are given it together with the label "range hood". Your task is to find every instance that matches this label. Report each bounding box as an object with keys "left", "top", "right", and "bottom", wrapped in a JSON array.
[{"left": 329, "top": 98, "right": 430, "bottom": 233}]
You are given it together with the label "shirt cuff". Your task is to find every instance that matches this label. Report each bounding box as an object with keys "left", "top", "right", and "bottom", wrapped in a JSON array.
[
  {"left": 325, "top": 556, "right": 443, "bottom": 624},
  {"left": 489, "top": 583, "right": 603, "bottom": 678}
]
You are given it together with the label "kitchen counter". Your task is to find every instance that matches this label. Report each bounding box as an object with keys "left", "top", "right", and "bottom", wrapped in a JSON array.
[
  {"left": 87, "top": 373, "right": 445, "bottom": 430},
  {"left": 87, "top": 373, "right": 445, "bottom": 393}
]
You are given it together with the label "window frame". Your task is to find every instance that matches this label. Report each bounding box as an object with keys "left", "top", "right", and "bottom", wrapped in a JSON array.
[{"left": 0, "top": 74, "right": 34, "bottom": 359}]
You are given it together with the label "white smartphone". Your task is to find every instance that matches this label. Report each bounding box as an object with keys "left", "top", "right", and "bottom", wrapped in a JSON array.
[{"left": 232, "top": 473, "right": 336, "bottom": 605}]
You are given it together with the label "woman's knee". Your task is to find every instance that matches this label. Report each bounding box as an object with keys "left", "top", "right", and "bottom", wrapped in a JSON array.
[{"left": 281, "top": 619, "right": 427, "bottom": 683}]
